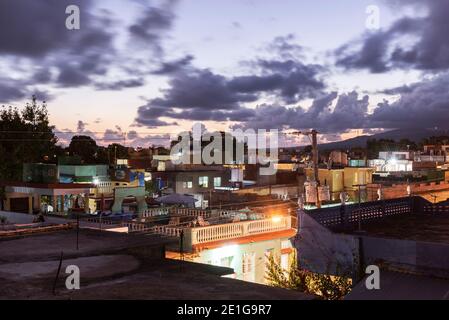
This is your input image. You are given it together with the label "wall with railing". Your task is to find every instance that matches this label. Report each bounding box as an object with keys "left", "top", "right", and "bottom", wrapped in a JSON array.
[
  {"left": 141, "top": 207, "right": 170, "bottom": 218},
  {"left": 304, "top": 196, "right": 430, "bottom": 232},
  {"left": 422, "top": 203, "right": 449, "bottom": 214},
  {"left": 121, "top": 221, "right": 183, "bottom": 237},
  {"left": 169, "top": 208, "right": 211, "bottom": 218},
  {"left": 186, "top": 215, "right": 292, "bottom": 248},
  {"left": 121, "top": 221, "right": 154, "bottom": 233}
]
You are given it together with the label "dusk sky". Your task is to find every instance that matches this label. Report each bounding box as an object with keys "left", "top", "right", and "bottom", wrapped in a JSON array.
[{"left": 1, "top": 0, "right": 448, "bottom": 147}]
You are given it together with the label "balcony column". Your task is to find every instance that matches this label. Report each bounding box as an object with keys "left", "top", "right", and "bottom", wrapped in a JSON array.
[{"left": 28, "top": 196, "right": 33, "bottom": 214}]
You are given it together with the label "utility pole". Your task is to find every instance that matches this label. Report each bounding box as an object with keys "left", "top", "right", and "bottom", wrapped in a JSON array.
[
  {"left": 353, "top": 183, "right": 367, "bottom": 232},
  {"left": 311, "top": 130, "right": 319, "bottom": 187},
  {"left": 209, "top": 189, "right": 212, "bottom": 208},
  {"left": 290, "top": 130, "right": 321, "bottom": 208}
]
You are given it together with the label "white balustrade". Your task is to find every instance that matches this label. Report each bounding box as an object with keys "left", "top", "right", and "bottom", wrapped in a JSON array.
[
  {"left": 190, "top": 216, "right": 292, "bottom": 245},
  {"left": 142, "top": 208, "right": 170, "bottom": 218},
  {"left": 151, "top": 225, "right": 183, "bottom": 237},
  {"left": 170, "top": 208, "right": 211, "bottom": 218}
]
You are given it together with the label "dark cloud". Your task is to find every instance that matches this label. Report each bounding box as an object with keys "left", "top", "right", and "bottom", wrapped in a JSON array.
[
  {"left": 129, "top": 0, "right": 179, "bottom": 54},
  {"left": 127, "top": 130, "right": 139, "bottom": 140},
  {"left": 103, "top": 129, "right": 126, "bottom": 144},
  {"left": 232, "top": 91, "right": 371, "bottom": 134},
  {"left": 336, "top": 0, "right": 449, "bottom": 72},
  {"left": 126, "top": 131, "right": 171, "bottom": 147},
  {"left": 0, "top": 0, "right": 180, "bottom": 95},
  {"left": 370, "top": 73, "right": 449, "bottom": 129},
  {"left": 231, "top": 22, "right": 242, "bottom": 29},
  {"left": 134, "top": 106, "right": 176, "bottom": 128},
  {"left": 0, "top": 0, "right": 114, "bottom": 60},
  {"left": 236, "top": 73, "right": 449, "bottom": 133},
  {"left": 135, "top": 35, "right": 326, "bottom": 127},
  {"left": 0, "top": 0, "right": 87, "bottom": 57},
  {"left": 229, "top": 61, "right": 325, "bottom": 104},
  {"left": 77, "top": 120, "right": 88, "bottom": 132},
  {"left": 0, "top": 79, "right": 28, "bottom": 103},
  {"left": 95, "top": 78, "right": 145, "bottom": 91},
  {"left": 32, "top": 69, "right": 53, "bottom": 84},
  {"left": 152, "top": 55, "right": 194, "bottom": 75},
  {"left": 0, "top": 0, "right": 117, "bottom": 92},
  {"left": 266, "top": 34, "right": 305, "bottom": 60},
  {"left": 0, "top": 77, "right": 52, "bottom": 104},
  {"left": 57, "top": 65, "right": 92, "bottom": 87}
]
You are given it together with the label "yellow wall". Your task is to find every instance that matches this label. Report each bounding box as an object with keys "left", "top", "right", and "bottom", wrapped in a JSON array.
[
  {"left": 305, "top": 167, "right": 374, "bottom": 193},
  {"left": 343, "top": 167, "right": 374, "bottom": 190},
  {"left": 305, "top": 168, "right": 344, "bottom": 198}
]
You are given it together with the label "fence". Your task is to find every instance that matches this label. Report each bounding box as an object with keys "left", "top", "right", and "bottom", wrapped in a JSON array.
[
  {"left": 141, "top": 207, "right": 170, "bottom": 218},
  {"left": 84, "top": 217, "right": 120, "bottom": 226},
  {"left": 188, "top": 215, "right": 292, "bottom": 246},
  {"left": 304, "top": 196, "right": 426, "bottom": 231},
  {"left": 422, "top": 203, "right": 449, "bottom": 214},
  {"left": 122, "top": 220, "right": 183, "bottom": 237},
  {"left": 121, "top": 221, "right": 154, "bottom": 233},
  {"left": 152, "top": 225, "right": 183, "bottom": 237},
  {"left": 169, "top": 208, "right": 211, "bottom": 218}
]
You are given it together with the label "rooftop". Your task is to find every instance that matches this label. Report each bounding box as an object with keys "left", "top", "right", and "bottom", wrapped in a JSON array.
[
  {"left": 0, "top": 229, "right": 312, "bottom": 300},
  {"left": 346, "top": 213, "right": 449, "bottom": 244},
  {"left": 346, "top": 270, "right": 449, "bottom": 300},
  {"left": 1, "top": 181, "right": 94, "bottom": 189}
]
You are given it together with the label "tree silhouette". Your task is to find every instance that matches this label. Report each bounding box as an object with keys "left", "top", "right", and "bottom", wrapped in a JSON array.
[{"left": 0, "top": 95, "right": 58, "bottom": 181}]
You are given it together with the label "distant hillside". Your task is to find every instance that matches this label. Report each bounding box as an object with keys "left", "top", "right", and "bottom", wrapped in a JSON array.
[{"left": 317, "top": 128, "right": 449, "bottom": 150}]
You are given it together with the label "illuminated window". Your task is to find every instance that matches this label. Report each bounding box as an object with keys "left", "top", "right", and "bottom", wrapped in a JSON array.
[
  {"left": 183, "top": 179, "right": 193, "bottom": 189},
  {"left": 214, "top": 177, "right": 221, "bottom": 188},
  {"left": 199, "top": 176, "right": 209, "bottom": 188}
]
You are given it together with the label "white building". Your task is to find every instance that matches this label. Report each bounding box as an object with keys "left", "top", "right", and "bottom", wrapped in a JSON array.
[
  {"left": 369, "top": 151, "right": 413, "bottom": 172},
  {"left": 165, "top": 213, "right": 296, "bottom": 285}
]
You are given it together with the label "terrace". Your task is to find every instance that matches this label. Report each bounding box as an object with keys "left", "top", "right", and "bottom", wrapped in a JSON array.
[
  {"left": 0, "top": 228, "right": 312, "bottom": 300},
  {"left": 296, "top": 196, "right": 449, "bottom": 299},
  {"left": 119, "top": 207, "right": 295, "bottom": 252}
]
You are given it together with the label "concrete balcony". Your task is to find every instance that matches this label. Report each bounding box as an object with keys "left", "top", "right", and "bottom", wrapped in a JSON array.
[{"left": 184, "top": 215, "right": 293, "bottom": 250}]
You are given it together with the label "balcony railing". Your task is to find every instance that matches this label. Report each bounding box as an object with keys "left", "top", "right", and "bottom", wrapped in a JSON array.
[
  {"left": 187, "top": 215, "right": 292, "bottom": 246},
  {"left": 141, "top": 207, "right": 170, "bottom": 218},
  {"left": 121, "top": 214, "right": 293, "bottom": 250},
  {"left": 170, "top": 208, "right": 211, "bottom": 218}
]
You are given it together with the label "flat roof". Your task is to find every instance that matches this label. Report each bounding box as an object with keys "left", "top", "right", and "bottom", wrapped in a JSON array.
[
  {"left": 346, "top": 213, "right": 449, "bottom": 244},
  {"left": 0, "top": 228, "right": 176, "bottom": 264},
  {"left": 0, "top": 229, "right": 313, "bottom": 300},
  {"left": 346, "top": 270, "right": 449, "bottom": 300},
  {"left": 2, "top": 181, "right": 94, "bottom": 189}
]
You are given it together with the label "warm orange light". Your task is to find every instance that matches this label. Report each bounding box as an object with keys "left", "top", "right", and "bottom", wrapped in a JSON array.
[{"left": 271, "top": 216, "right": 282, "bottom": 223}]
